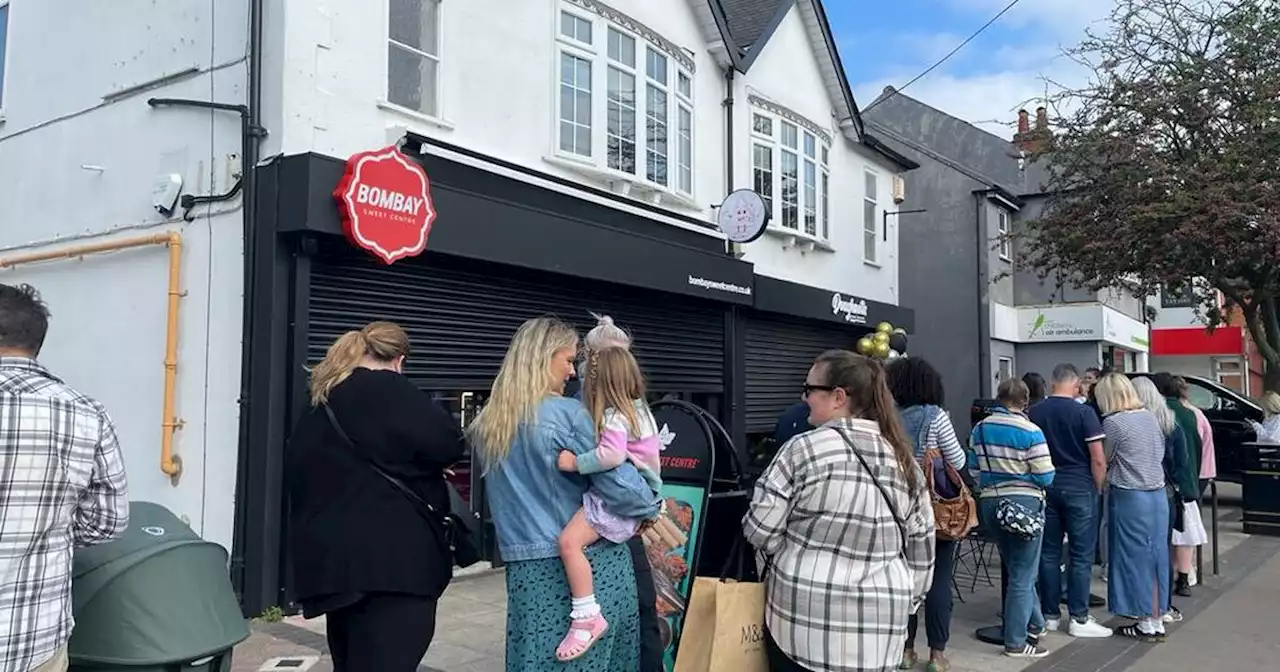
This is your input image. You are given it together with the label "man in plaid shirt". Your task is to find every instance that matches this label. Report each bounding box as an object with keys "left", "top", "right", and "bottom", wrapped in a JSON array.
[{"left": 0, "top": 284, "right": 129, "bottom": 671}]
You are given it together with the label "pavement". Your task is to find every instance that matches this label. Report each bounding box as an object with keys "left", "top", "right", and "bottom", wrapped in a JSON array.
[{"left": 233, "top": 486, "right": 1277, "bottom": 672}]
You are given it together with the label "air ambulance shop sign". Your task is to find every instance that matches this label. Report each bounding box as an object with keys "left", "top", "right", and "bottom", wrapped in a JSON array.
[{"left": 333, "top": 145, "right": 437, "bottom": 264}]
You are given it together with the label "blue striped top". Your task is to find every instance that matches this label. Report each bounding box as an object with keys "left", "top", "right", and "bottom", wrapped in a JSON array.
[{"left": 970, "top": 407, "right": 1056, "bottom": 499}]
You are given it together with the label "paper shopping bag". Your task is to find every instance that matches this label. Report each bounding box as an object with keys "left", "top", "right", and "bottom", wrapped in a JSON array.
[{"left": 672, "top": 577, "right": 768, "bottom": 672}]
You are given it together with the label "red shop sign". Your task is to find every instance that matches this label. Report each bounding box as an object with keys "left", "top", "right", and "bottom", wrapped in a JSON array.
[{"left": 333, "top": 145, "right": 437, "bottom": 264}]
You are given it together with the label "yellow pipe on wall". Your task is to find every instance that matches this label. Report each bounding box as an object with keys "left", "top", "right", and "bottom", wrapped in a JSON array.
[{"left": 0, "top": 232, "right": 186, "bottom": 480}]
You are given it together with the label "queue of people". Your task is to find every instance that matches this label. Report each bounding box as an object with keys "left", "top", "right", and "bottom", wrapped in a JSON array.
[
  {"left": 280, "top": 305, "right": 1222, "bottom": 671},
  {"left": 971, "top": 364, "right": 1217, "bottom": 656}
]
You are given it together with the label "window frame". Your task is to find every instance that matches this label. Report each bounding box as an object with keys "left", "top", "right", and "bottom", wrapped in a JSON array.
[
  {"left": 997, "top": 356, "right": 1014, "bottom": 382},
  {"left": 863, "top": 168, "right": 879, "bottom": 263},
  {"left": 997, "top": 208, "right": 1012, "bottom": 261},
  {"left": 0, "top": 0, "right": 9, "bottom": 117},
  {"left": 751, "top": 108, "right": 831, "bottom": 244},
  {"left": 384, "top": 0, "right": 444, "bottom": 121},
  {"left": 552, "top": 5, "right": 695, "bottom": 200}
]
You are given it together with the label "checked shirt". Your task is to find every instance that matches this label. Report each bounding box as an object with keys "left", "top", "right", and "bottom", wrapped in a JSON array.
[
  {"left": 0, "top": 357, "right": 129, "bottom": 671},
  {"left": 744, "top": 417, "right": 935, "bottom": 672}
]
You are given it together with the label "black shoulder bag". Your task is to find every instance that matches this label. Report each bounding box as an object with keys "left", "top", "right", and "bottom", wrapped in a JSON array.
[{"left": 323, "top": 404, "right": 481, "bottom": 568}]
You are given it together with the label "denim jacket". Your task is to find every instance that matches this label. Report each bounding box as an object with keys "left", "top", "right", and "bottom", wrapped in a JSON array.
[{"left": 484, "top": 395, "right": 660, "bottom": 562}]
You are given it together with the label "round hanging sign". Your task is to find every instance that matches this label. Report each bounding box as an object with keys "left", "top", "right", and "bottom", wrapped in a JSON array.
[
  {"left": 716, "top": 188, "right": 770, "bottom": 244},
  {"left": 333, "top": 145, "right": 437, "bottom": 265}
]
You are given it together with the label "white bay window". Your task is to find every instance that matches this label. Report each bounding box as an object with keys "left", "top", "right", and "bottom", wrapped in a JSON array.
[
  {"left": 752, "top": 108, "right": 831, "bottom": 243},
  {"left": 555, "top": 4, "right": 695, "bottom": 199}
]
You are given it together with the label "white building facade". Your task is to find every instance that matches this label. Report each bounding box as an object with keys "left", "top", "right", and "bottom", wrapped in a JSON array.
[{"left": 0, "top": 0, "right": 915, "bottom": 613}]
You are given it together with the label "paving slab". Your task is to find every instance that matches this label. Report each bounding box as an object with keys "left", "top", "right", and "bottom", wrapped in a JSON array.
[{"left": 231, "top": 498, "right": 1254, "bottom": 672}]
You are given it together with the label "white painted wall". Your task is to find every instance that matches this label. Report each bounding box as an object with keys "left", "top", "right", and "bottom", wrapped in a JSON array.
[
  {"left": 0, "top": 1, "right": 247, "bottom": 551},
  {"left": 270, "top": 0, "right": 723, "bottom": 225},
  {"left": 731, "top": 4, "right": 901, "bottom": 303},
  {"left": 269, "top": 0, "right": 902, "bottom": 305}
]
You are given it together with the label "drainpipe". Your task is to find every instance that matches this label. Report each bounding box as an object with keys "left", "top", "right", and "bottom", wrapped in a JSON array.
[
  {"left": 975, "top": 192, "right": 992, "bottom": 397},
  {"left": 723, "top": 66, "right": 737, "bottom": 259},
  {"left": 235, "top": 0, "right": 265, "bottom": 471}
]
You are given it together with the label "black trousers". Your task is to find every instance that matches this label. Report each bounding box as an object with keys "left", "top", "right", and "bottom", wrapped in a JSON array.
[
  {"left": 628, "top": 536, "right": 665, "bottom": 672},
  {"left": 764, "top": 627, "right": 815, "bottom": 671},
  {"left": 326, "top": 593, "right": 439, "bottom": 672},
  {"left": 906, "top": 538, "right": 958, "bottom": 651}
]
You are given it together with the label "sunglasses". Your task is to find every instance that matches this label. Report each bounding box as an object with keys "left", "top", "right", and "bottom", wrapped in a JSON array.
[{"left": 802, "top": 383, "right": 837, "bottom": 397}]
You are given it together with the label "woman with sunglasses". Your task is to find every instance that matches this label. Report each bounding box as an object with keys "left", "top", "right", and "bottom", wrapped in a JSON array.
[{"left": 745, "top": 351, "right": 935, "bottom": 672}]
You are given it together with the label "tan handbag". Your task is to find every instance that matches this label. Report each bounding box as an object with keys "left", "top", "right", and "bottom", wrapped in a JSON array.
[{"left": 924, "top": 447, "right": 977, "bottom": 540}]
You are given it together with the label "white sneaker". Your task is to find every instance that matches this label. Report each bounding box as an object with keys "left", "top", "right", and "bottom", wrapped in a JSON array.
[
  {"left": 1044, "top": 618, "right": 1061, "bottom": 632},
  {"left": 1068, "top": 616, "right": 1113, "bottom": 638}
]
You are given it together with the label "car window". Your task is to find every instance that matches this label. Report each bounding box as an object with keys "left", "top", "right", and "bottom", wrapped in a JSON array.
[{"left": 1185, "top": 384, "right": 1218, "bottom": 410}]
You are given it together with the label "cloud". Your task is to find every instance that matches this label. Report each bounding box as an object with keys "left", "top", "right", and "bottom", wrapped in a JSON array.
[
  {"left": 851, "top": 1, "right": 1104, "bottom": 137},
  {"left": 943, "top": 0, "right": 1115, "bottom": 37}
]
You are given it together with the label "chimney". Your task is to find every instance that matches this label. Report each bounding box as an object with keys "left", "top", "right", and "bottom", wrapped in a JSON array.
[{"left": 1014, "top": 106, "right": 1052, "bottom": 154}]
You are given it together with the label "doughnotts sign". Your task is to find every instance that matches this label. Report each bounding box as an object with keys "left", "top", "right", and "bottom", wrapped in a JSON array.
[
  {"left": 334, "top": 145, "right": 437, "bottom": 264},
  {"left": 831, "top": 293, "right": 870, "bottom": 325}
]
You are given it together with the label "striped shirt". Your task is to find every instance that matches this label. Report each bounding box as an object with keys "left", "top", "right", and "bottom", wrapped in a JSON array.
[
  {"left": 1102, "top": 410, "right": 1166, "bottom": 491},
  {"left": 901, "top": 405, "right": 967, "bottom": 472},
  {"left": 744, "top": 417, "right": 935, "bottom": 672},
  {"left": 970, "top": 407, "right": 1055, "bottom": 499}
]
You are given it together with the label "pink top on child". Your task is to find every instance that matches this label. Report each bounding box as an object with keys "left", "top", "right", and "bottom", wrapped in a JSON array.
[{"left": 573, "top": 399, "right": 663, "bottom": 491}]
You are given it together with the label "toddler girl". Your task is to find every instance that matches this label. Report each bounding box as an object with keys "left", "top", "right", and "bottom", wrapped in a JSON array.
[{"left": 554, "top": 345, "right": 662, "bottom": 661}]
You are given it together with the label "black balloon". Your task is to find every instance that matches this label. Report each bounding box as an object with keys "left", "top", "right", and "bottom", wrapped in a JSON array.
[{"left": 889, "top": 332, "right": 908, "bottom": 354}]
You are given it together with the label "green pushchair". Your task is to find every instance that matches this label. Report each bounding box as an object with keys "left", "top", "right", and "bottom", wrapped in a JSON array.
[{"left": 68, "top": 502, "right": 250, "bottom": 671}]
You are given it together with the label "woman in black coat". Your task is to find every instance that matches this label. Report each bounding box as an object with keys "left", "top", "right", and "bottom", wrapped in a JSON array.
[{"left": 286, "top": 321, "right": 466, "bottom": 671}]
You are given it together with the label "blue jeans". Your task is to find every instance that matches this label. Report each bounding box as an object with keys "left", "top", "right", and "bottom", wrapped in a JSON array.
[
  {"left": 981, "top": 496, "right": 1045, "bottom": 651},
  {"left": 1039, "top": 482, "right": 1099, "bottom": 621}
]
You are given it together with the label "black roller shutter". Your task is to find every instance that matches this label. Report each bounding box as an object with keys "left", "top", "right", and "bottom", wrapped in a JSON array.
[
  {"left": 308, "top": 252, "right": 725, "bottom": 393},
  {"left": 743, "top": 314, "right": 865, "bottom": 433}
]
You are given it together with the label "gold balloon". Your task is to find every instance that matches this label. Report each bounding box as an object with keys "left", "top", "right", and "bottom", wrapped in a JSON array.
[
  {"left": 856, "top": 337, "right": 875, "bottom": 355},
  {"left": 874, "top": 342, "right": 891, "bottom": 358},
  {"left": 873, "top": 332, "right": 891, "bottom": 345},
  {"left": 876, "top": 322, "right": 894, "bottom": 334}
]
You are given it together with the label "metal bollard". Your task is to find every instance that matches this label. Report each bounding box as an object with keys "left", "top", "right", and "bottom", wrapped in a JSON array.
[{"left": 1211, "top": 479, "right": 1220, "bottom": 575}]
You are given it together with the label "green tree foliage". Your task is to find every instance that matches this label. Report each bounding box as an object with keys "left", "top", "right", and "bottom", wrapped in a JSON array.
[{"left": 1024, "top": 0, "right": 1280, "bottom": 386}]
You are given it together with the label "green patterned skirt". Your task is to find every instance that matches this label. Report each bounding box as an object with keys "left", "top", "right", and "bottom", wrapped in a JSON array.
[{"left": 505, "top": 542, "right": 640, "bottom": 671}]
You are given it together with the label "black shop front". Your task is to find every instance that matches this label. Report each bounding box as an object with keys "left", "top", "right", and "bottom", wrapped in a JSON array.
[
  {"left": 230, "top": 136, "right": 915, "bottom": 615},
  {"left": 738, "top": 276, "right": 915, "bottom": 449}
]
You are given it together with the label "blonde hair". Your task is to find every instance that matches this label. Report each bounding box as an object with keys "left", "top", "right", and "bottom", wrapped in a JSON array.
[
  {"left": 583, "top": 346, "right": 646, "bottom": 438},
  {"left": 584, "top": 313, "right": 631, "bottom": 351},
  {"left": 1260, "top": 391, "right": 1280, "bottom": 417},
  {"left": 467, "top": 317, "right": 579, "bottom": 468},
  {"left": 309, "top": 322, "right": 410, "bottom": 406},
  {"left": 1094, "top": 373, "right": 1144, "bottom": 416},
  {"left": 1132, "top": 376, "right": 1176, "bottom": 435}
]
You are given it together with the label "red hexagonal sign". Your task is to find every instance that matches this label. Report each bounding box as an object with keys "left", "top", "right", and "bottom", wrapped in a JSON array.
[{"left": 333, "top": 145, "right": 437, "bottom": 264}]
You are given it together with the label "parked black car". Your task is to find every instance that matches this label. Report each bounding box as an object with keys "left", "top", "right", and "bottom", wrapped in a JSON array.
[
  {"left": 1126, "top": 373, "right": 1261, "bottom": 483},
  {"left": 970, "top": 374, "right": 1260, "bottom": 482}
]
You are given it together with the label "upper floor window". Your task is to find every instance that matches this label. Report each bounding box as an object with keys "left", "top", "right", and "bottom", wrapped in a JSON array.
[
  {"left": 863, "top": 169, "right": 878, "bottom": 263},
  {"left": 0, "top": 0, "right": 9, "bottom": 111},
  {"left": 997, "top": 208, "right": 1011, "bottom": 260},
  {"left": 387, "top": 0, "right": 442, "bottom": 117},
  {"left": 556, "top": 6, "right": 694, "bottom": 198},
  {"left": 751, "top": 110, "right": 830, "bottom": 242}
]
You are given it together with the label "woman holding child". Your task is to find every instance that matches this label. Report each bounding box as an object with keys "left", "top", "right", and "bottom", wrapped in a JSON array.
[{"left": 470, "top": 316, "right": 661, "bottom": 670}]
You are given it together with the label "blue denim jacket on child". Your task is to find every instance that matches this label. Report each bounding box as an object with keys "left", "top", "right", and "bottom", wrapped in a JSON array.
[{"left": 484, "top": 395, "right": 660, "bottom": 562}]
